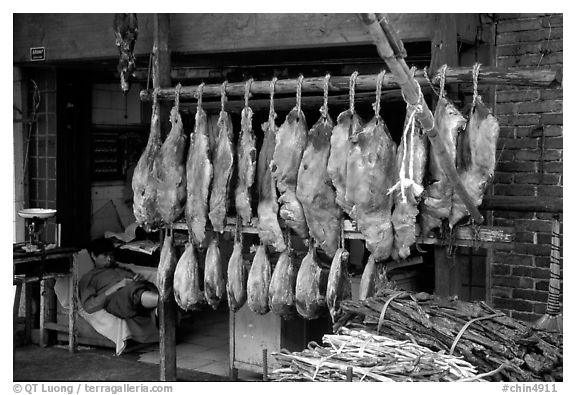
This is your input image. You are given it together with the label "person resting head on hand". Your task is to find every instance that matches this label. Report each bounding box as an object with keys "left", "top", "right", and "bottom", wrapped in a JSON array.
[{"left": 80, "top": 237, "right": 159, "bottom": 319}]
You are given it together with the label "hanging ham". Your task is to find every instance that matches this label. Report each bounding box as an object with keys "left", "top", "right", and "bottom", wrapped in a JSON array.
[
  {"left": 208, "top": 108, "right": 234, "bottom": 233},
  {"left": 156, "top": 104, "right": 187, "bottom": 225},
  {"left": 449, "top": 96, "right": 500, "bottom": 227},
  {"left": 235, "top": 104, "right": 257, "bottom": 225},
  {"left": 296, "top": 108, "right": 342, "bottom": 258},
  {"left": 156, "top": 233, "right": 177, "bottom": 302},
  {"left": 390, "top": 110, "right": 429, "bottom": 260},
  {"left": 247, "top": 245, "right": 271, "bottom": 315},
  {"left": 185, "top": 94, "right": 213, "bottom": 246},
  {"left": 345, "top": 116, "right": 397, "bottom": 262},
  {"left": 358, "top": 254, "right": 377, "bottom": 301},
  {"left": 204, "top": 235, "right": 225, "bottom": 310},
  {"left": 295, "top": 242, "right": 324, "bottom": 320},
  {"left": 257, "top": 108, "right": 286, "bottom": 252},
  {"left": 132, "top": 95, "right": 162, "bottom": 232},
  {"left": 271, "top": 107, "right": 309, "bottom": 239},
  {"left": 269, "top": 248, "right": 296, "bottom": 317},
  {"left": 420, "top": 97, "right": 466, "bottom": 237},
  {"left": 326, "top": 247, "right": 352, "bottom": 322},
  {"left": 174, "top": 242, "right": 204, "bottom": 311},
  {"left": 226, "top": 233, "right": 247, "bottom": 312}
]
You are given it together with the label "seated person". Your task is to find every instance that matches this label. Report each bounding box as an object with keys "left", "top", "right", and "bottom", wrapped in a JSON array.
[{"left": 80, "top": 237, "right": 159, "bottom": 320}]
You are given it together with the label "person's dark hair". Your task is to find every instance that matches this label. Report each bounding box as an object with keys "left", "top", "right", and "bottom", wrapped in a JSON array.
[{"left": 87, "top": 237, "right": 115, "bottom": 257}]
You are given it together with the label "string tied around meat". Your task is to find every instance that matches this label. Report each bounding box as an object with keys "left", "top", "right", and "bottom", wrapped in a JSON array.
[
  {"left": 244, "top": 78, "right": 253, "bottom": 108},
  {"left": 296, "top": 74, "right": 304, "bottom": 115},
  {"left": 471, "top": 62, "right": 481, "bottom": 110},
  {"left": 372, "top": 70, "right": 386, "bottom": 117},
  {"left": 320, "top": 73, "right": 330, "bottom": 119},
  {"left": 349, "top": 71, "right": 359, "bottom": 113},
  {"left": 174, "top": 83, "right": 182, "bottom": 109},
  {"left": 439, "top": 64, "right": 448, "bottom": 99},
  {"left": 269, "top": 77, "right": 278, "bottom": 120},
  {"left": 152, "top": 87, "right": 160, "bottom": 107},
  {"left": 195, "top": 82, "right": 205, "bottom": 109},
  {"left": 220, "top": 80, "right": 228, "bottom": 112},
  {"left": 422, "top": 66, "right": 441, "bottom": 97},
  {"left": 388, "top": 79, "right": 425, "bottom": 203}
]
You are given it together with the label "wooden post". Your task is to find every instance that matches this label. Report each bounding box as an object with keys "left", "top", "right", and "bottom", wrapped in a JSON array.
[
  {"left": 229, "top": 310, "right": 238, "bottom": 381},
  {"left": 154, "top": 14, "right": 176, "bottom": 382},
  {"left": 69, "top": 263, "right": 78, "bottom": 353}
]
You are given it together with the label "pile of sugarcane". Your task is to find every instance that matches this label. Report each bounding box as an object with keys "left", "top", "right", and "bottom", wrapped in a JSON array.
[
  {"left": 270, "top": 327, "right": 489, "bottom": 382},
  {"left": 333, "top": 289, "right": 563, "bottom": 381}
]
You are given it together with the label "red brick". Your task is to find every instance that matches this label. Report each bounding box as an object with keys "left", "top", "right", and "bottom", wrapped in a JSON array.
[
  {"left": 498, "top": 138, "right": 539, "bottom": 150},
  {"left": 496, "top": 90, "right": 539, "bottom": 102},
  {"left": 496, "top": 161, "right": 538, "bottom": 173},
  {"left": 536, "top": 233, "right": 552, "bottom": 245},
  {"left": 494, "top": 252, "right": 534, "bottom": 266},
  {"left": 515, "top": 219, "right": 553, "bottom": 232},
  {"left": 517, "top": 100, "right": 563, "bottom": 114},
  {"left": 511, "top": 311, "right": 540, "bottom": 323},
  {"left": 492, "top": 264, "right": 512, "bottom": 276},
  {"left": 492, "top": 275, "right": 533, "bottom": 289},
  {"left": 497, "top": 14, "right": 547, "bottom": 20},
  {"left": 493, "top": 172, "right": 513, "bottom": 184},
  {"left": 497, "top": 114, "right": 541, "bottom": 126},
  {"left": 533, "top": 303, "right": 548, "bottom": 314},
  {"left": 512, "top": 289, "right": 549, "bottom": 302},
  {"left": 491, "top": 286, "right": 512, "bottom": 298},
  {"left": 497, "top": 18, "right": 543, "bottom": 33},
  {"left": 511, "top": 265, "right": 551, "bottom": 278},
  {"left": 514, "top": 126, "right": 540, "bottom": 138},
  {"left": 539, "top": 113, "right": 563, "bottom": 125},
  {"left": 493, "top": 297, "right": 534, "bottom": 312},
  {"left": 495, "top": 102, "right": 517, "bottom": 115},
  {"left": 515, "top": 149, "right": 561, "bottom": 161},
  {"left": 544, "top": 125, "right": 563, "bottom": 137},
  {"left": 540, "top": 89, "right": 563, "bottom": 101},
  {"left": 537, "top": 185, "right": 563, "bottom": 197},
  {"left": 545, "top": 137, "right": 563, "bottom": 149},
  {"left": 498, "top": 127, "right": 516, "bottom": 139},
  {"left": 496, "top": 150, "right": 515, "bottom": 162},
  {"left": 536, "top": 213, "right": 563, "bottom": 221},
  {"left": 543, "top": 162, "right": 562, "bottom": 173},
  {"left": 491, "top": 210, "right": 534, "bottom": 220},
  {"left": 493, "top": 184, "right": 535, "bottom": 196},
  {"left": 514, "top": 173, "right": 560, "bottom": 185},
  {"left": 514, "top": 231, "right": 536, "bottom": 243},
  {"left": 547, "top": 14, "right": 563, "bottom": 27},
  {"left": 497, "top": 28, "right": 563, "bottom": 44},
  {"left": 494, "top": 218, "right": 515, "bottom": 227},
  {"left": 497, "top": 53, "right": 562, "bottom": 68},
  {"left": 535, "top": 279, "right": 550, "bottom": 291}
]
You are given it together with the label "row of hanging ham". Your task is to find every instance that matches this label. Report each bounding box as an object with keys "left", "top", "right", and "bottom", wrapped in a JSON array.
[{"left": 133, "top": 69, "right": 499, "bottom": 320}]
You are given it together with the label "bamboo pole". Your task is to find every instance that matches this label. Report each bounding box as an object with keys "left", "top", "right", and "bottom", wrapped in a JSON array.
[
  {"left": 139, "top": 66, "right": 559, "bottom": 102},
  {"left": 359, "top": 12, "right": 483, "bottom": 224}
]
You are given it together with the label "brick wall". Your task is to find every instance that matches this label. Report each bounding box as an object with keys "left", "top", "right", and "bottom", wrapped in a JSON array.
[{"left": 490, "top": 13, "right": 563, "bottom": 322}]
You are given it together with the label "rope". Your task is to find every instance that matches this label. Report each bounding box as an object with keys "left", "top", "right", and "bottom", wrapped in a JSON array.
[
  {"left": 340, "top": 217, "right": 345, "bottom": 249},
  {"left": 269, "top": 77, "right": 277, "bottom": 120},
  {"left": 320, "top": 73, "right": 330, "bottom": 119},
  {"left": 449, "top": 313, "right": 504, "bottom": 356},
  {"left": 372, "top": 70, "right": 386, "bottom": 117},
  {"left": 377, "top": 291, "right": 406, "bottom": 334},
  {"left": 152, "top": 87, "right": 159, "bottom": 107},
  {"left": 174, "top": 83, "right": 182, "bottom": 109},
  {"left": 220, "top": 80, "right": 228, "bottom": 112},
  {"left": 349, "top": 71, "right": 359, "bottom": 113},
  {"left": 422, "top": 66, "right": 441, "bottom": 97},
  {"left": 296, "top": 74, "right": 304, "bottom": 114},
  {"left": 472, "top": 63, "right": 481, "bottom": 107},
  {"left": 438, "top": 64, "right": 448, "bottom": 99},
  {"left": 244, "top": 78, "right": 253, "bottom": 108},
  {"left": 196, "top": 82, "right": 205, "bottom": 109}
]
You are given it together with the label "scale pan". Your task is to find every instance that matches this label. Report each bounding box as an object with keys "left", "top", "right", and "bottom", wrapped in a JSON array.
[{"left": 18, "top": 208, "right": 57, "bottom": 219}]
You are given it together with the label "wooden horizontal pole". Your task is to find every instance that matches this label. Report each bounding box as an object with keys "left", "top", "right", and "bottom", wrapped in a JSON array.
[
  {"left": 481, "top": 196, "right": 563, "bottom": 213},
  {"left": 139, "top": 66, "right": 559, "bottom": 102}
]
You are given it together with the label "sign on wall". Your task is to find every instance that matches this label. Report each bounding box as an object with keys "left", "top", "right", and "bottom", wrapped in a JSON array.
[{"left": 30, "top": 47, "right": 45, "bottom": 61}]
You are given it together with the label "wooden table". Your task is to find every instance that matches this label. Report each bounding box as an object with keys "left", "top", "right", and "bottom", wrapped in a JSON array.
[{"left": 13, "top": 245, "right": 78, "bottom": 352}]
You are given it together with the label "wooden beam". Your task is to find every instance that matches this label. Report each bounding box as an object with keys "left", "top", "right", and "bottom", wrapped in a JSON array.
[
  {"left": 153, "top": 14, "right": 177, "bottom": 383},
  {"left": 430, "top": 14, "right": 459, "bottom": 73},
  {"left": 359, "top": 13, "right": 484, "bottom": 226},
  {"left": 139, "top": 66, "right": 559, "bottom": 102}
]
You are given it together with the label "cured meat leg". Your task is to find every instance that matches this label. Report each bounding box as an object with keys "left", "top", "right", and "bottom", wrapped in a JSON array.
[
  {"left": 390, "top": 111, "right": 428, "bottom": 260},
  {"left": 208, "top": 109, "right": 234, "bottom": 233},
  {"left": 257, "top": 109, "right": 286, "bottom": 252},
  {"left": 174, "top": 242, "right": 204, "bottom": 311},
  {"left": 295, "top": 242, "right": 324, "bottom": 320},
  {"left": 345, "top": 116, "right": 397, "bottom": 262},
  {"left": 204, "top": 234, "right": 225, "bottom": 310},
  {"left": 247, "top": 245, "right": 271, "bottom": 315},
  {"left": 132, "top": 95, "right": 162, "bottom": 232},
  {"left": 271, "top": 107, "right": 309, "bottom": 239},
  {"left": 296, "top": 110, "right": 342, "bottom": 258},
  {"left": 226, "top": 232, "right": 247, "bottom": 312},
  {"left": 156, "top": 104, "right": 187, "bottom": 225},
  {"left": 420, "top": 98, "right": 466, "bottom": 237},
  {"left": 235, "top": 104, "right": 257, "bottom": 225},
  {"left": 156, "top": 233, "right": 177, "bottom": 302},
  {"left": 359, "top": 255, "right": 377, "bottom": 301},
  {"left": 269, "top": 247, "right": 296, "bottom": 317},
  {"left": 185, "top": 95, "right": 213, "bottom": 245},
  {"left": 327, "top": 109, "right": 364, "bottom": 214},
  {"left": 449, "top": 95, "right": 500, "bottom": 227},
  {"left": 326, "top": 247, "right": 352, "bottom": 322}
]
